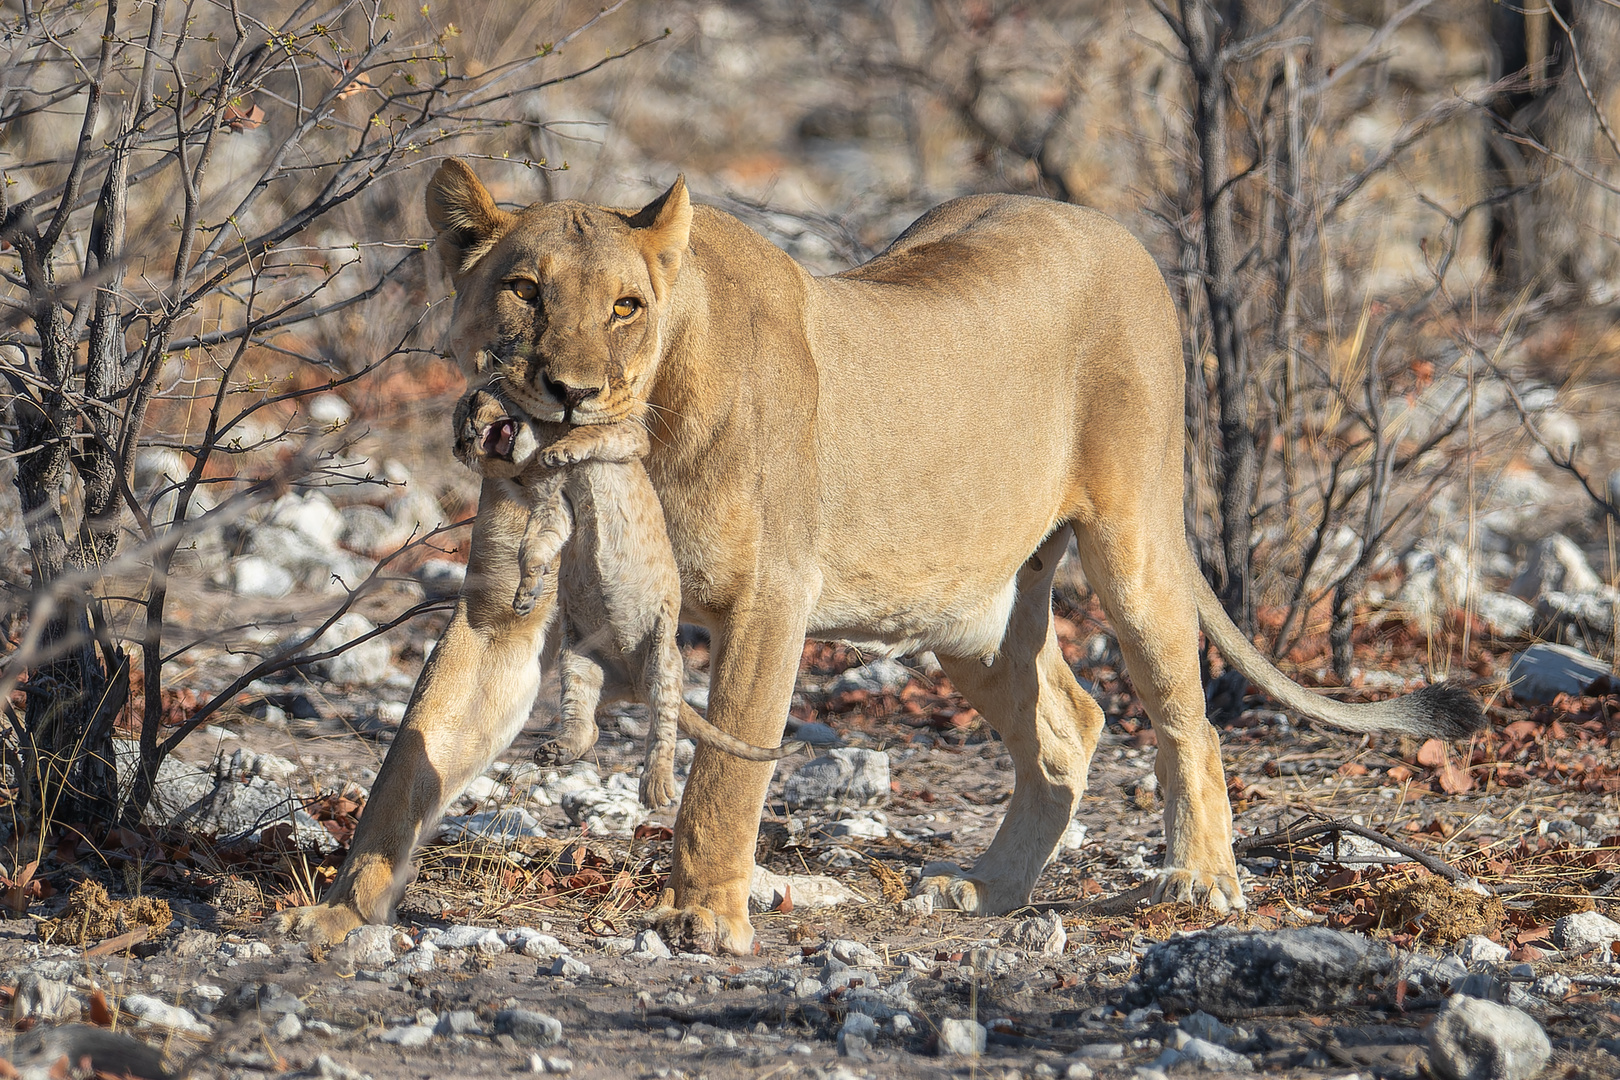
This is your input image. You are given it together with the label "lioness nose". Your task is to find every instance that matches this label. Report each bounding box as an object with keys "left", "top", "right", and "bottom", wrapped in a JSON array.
[{"left": 544, "top": 375, "right": 601, "bottom": 409}]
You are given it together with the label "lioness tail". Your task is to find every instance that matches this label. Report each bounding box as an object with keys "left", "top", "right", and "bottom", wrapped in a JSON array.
[{"left": 1193, "top": 571, "right": 1484, "bottom": 740}]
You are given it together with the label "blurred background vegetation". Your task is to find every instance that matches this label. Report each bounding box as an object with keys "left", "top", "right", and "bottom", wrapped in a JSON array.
[{"left": 1, "top": 0, "right": 1616, "bottom": 833}]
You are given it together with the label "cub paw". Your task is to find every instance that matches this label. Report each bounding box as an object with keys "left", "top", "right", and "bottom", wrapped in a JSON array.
[
  {"left": 639, "top": 770, "right": 677, "bottom": 810},
  {"left": 533, "top": 739, "right": 582, "bottom": 767},
  {"left": 267, "top": 902, "right": 364, "bottom": 947},
  {"left": 512, "top": 587, "right": 539, "bottom": 616},
  {"left": 1150, "top": 867, "right": 1246, "bottom": 913},
  {"left": 916, "top": 861, "right": 989, "bottom": 914},
  {"left": 541, "top": 444, "right": 584, "bottom": 468}
]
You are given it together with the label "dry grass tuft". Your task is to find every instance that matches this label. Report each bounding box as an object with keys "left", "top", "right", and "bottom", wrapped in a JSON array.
[{"left": 39, "top": 879, "right": 172, "bottom": 946}]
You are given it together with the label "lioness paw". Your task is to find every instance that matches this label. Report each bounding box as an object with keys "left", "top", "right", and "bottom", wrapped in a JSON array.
[
  {"left": 267, "top": 902, "right": 365, "bottom": 947},
  {"left": 916, "top": 862, "right": 989, "bottom": 914},
  {"left": 1150, "top": 867, "right": 1246, "bottom": 913},
  {"left": 651, "top": 901, "right": 755, "bottom": 956}
]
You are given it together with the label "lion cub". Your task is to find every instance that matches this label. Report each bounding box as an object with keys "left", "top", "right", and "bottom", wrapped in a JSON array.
[{"left": 453, "top": 384, "right": 797, "bottom": 808}]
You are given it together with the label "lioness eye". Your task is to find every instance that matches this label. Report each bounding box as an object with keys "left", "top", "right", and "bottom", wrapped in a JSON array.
[
  {"left": 510, "top": 279, "right": 538, "bottom": 302},
  {"left": 612, "top": 297, "right": 641, "bottom": 319}
]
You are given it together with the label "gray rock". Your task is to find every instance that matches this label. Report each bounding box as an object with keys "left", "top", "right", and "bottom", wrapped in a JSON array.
[
  {"left": 547, "top": 956, "right": 591, "bottom": 978},
  {"left": 1553, "top": 910, "right": 1620, "bottom": 955},
  {"left": 1066, "top": 1064, "right": 1095, "bottom": 1080},
  {"left": 268, "top": 492, "right": 346, "bottom": 548},
  {"left": 166, "top": 928, "right": 221, "bottom": 959},
  {"left": 312, "top": 612, "right": 393, "bottom": 686},
  {"left": 827, "top": 939, "right": 881, "bottom": 967},
  {"left": 1126, "top": 928, "right": 1395, "bottom": 1015},
  {"left": 339, "top": 504, "right": 404, "bottom": 556},
  {"left": 782, "top": 748, "right": 890, "bottom": 809},
  {"left": 299, "top": 1054, "right": 372, "bottom": 1080},
  {"left": 937, "top": 1017, "right": 985, "bottom": 1057},
  {"left": 1156, "top": 1036, "right": 1253, "bottom": 1072},
  {"left": 1073, "top": 1043, "right": 1125, "bottom": 1059},
  {"left": 1453, "top": 972, "right": 1509, "bottom": 1003},
  {"left": 1427, "top": 995, "right": 1550, "bottom": 1080},
  {"left": 631, "top": 929, "right": 672, "bottom": 959},
  {"left": 839, "top": 1011, "right": 878, "bottom": 1057},
  {"left": 274, "top": 1012, "right": 303, "bottom": 1041},
  {"left": 244, "top": 523, "right": 370, "bottom": 592},
  {"left": 11, "top": 973, "right": 73, "bottom": 1021},
  {"left": 333, "top": 925, "right": 397, "bottom": 970},
  {"left": 435, "top": 1009, "right": 481, "bottom": 1035},
  {"left": 433, "top": 925, "right": 506, "bottom": 954},
  {"left": 1511, "top": 534, "right": 1603, "bottom": 599},
  {"left": 1006, "top": 912, "right": 1067, "bottom": 957},
  {"left": 1179, "top": 1011, "right": 1235, "bottom": 1047},
  {"left": 749, "top": 866, "right": 859, "bottom": 913},
  {"left": 414, "top": 558, "right": 467, "bottom": 599},
  {"left": 1537, "top": 589, "right": 1619, "bottom": 644},
  {"left": 826, "top": 658, "right": 912, "bottom": 696},
  {"left": 495, "top": 1009, "right": 563, "bottom": 1046},
  {"left": 122, "top": 994, "right": 211, "bottom": 1035},
  {"left": 791, "top": 721, "right": 844, "bottom": 747},
  {"left": 1530, "top": 973, "right": 1571, "bottom": 1000},
  {"left": 237, "top": 982, "right": 306, "bottom": 1018},
  {"left": 560, "top": 772, "right": 649, "bottom": 835},
  {"left": 165, "top": 767, "right": 335, "bottom": 851},
  {"left": 376, "top": 1023, "right": 433, "bottom": 1048},
  {"left": 389, "top": 489, "right": 452, "bottom": 537},
  {"left": 389, "top": 941, "right": 438, "bottom": 975},
  {"left": 1507, "top": 643, "right": 1610, "bottom": 704},
  {"left": 439, "top": 806, "right": 547, "bottom": 842}
]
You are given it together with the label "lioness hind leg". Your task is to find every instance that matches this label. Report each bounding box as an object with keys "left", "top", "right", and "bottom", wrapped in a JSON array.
[
  {"left": 535, "top": 647, "right": 604, "bottom": 766},
  {"left": 1075, "top": 526, "right": 1243, "bottom": 913},
  {"left": 921, "top": 527, "right": 1100, "bottom": 914}
]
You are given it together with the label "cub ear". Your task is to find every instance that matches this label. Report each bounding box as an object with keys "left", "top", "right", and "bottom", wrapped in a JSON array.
[
  {"left": 627, "top": 175, "right": 692, "bottom": 301},
  {"left": 425, "top": 158, "right": 514, "bottom": 275}
]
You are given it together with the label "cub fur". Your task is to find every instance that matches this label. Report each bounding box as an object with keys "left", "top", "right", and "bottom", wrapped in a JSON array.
[{"left": 452, "top": 382, "right": 797, "bottom": 809}]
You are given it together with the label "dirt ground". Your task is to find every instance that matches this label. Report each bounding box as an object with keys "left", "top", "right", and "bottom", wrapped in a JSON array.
[{"left": 3, "top": 608, "right": 1620, "bottom": 1080}]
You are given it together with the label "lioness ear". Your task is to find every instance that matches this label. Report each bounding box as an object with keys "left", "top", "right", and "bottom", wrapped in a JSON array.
[
  {"left": 627, "top": 175, "right": 692, "bottom": 301},
  {"left": 426, "top": 158, "right": 514, "bottom": 275}
]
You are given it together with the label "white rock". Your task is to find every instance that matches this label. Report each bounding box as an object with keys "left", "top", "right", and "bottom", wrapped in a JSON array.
[
  {"left": 234, "top": 555, "right": 295, "bottom": 598},
  {"left": 748, "top": 866, "right": 859, "bottom": 913},
  {"left": 828, "top": 813, "right": 888, "bottom": 839},
  {"left": 1511, "top": 534, "right": 1603, "bottom": 599},
  {"left": 827, "top": 939, "right": 881, "bottom": 967},
  {"left": 504, "top": 929, "right": 568, "bottom": 957},
  {"left": 313, "top": 612, "right": 393, "bottom": 687},
  {"left": 376, "top": 1023, "right": 433, "bottom": 1048},
  {"left": 1060, "top": 820, "right": 1089, "bottom": 851},
  {"left": 1006, "top": 912, "right": 1067, "bottom": 957},
  {"left": 439, "top": 806, "right": 547, "bottom": 842},
  {"left": 414, "top": 557, "right": 466, "bottom": 599},
  {"left": 435, "top": 925, "right": 506, "bottom": 955},
  {"left": 389, "top": 941, "right": 438, "bottom": 974},
  {"left": 937, "top": 1017, "right": 985, "bottom": 1057},
  {"left": 337, "top": 924, "right": 398, "bottom": 969},
  {"left": 11, "top": 974, "right": 73, "bottom": 1021},
  {"left": 1552, "top": 910, "right": 1620, "bottom": 955},
  {"left": 560, "top": 773, "right": 648, "bottom": 836},
  {"left": 548, "top": 956, "right": 591, "bottom": 978},
  {"left": 274, "top": 1011, "right": 303, "bottom": 1041},
  {"left": 1427, "top": 996, "right": 1550, "bottom": 1080},
  {"left": 1474, "top": 592, "right": 1536, "bottom": 639},
  {"left": 899, "top": 893, "right": 934, "bottom": 918},
  {"left": 307, "top": 394, "right": 353, "bottom": 425},
  {"left": 1180, "top": 1011, "right": 1235, "bottom": 1046},
  {"left": 122, "top": 994, "right": 212, "bottom": 1035},
  {"left": 269, "top": 492, "right": 346, "bottom": 547},
  {"left": 1065, "top": 1064, "right": 1094, "bottom": 1080},
  {"left": 1457, "top": 935, "right": 1510, "bottom": 968}
]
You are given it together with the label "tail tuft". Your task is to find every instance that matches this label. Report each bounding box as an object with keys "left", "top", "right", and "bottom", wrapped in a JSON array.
[{"left": 1404, "top": 681, "right": 1486, "bottom": 741}]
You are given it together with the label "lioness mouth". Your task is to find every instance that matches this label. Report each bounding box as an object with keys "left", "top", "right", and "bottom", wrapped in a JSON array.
[{"left": 482, "top": 418, "right": 516, "bottom": 458}]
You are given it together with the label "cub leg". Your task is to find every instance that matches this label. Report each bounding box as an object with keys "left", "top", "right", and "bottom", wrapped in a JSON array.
[
  {"left": 919, "top": 527, "right": 1101, "bottom": 914},
  {"left": 535, "top": 643, "right": 604, "bottom": 767},
  {"left": 514, "top": 478, "right": 571, "bottom": 616},
  {"left": 635, "top": 613, "right": 683, "bottom": 809},
  {"left": 541, "top": 419, "right": 650, "bottom": 467}
]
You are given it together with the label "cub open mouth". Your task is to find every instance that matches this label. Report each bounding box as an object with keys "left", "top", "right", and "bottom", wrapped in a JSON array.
[{"left": 482, "top": 418, "right": 515, "bottom": 458}]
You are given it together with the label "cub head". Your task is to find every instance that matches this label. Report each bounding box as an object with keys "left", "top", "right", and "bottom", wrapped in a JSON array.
[
  {"left": 427, "top": 158, "right": 691, "bottom": 426},
  {"left": 452, "top": 384, "right": 538, "bottom": 480}
]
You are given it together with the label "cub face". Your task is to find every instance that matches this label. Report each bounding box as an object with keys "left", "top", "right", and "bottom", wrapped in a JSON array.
[
  {"left": 426, "top": 159, "right": 691, "bottom": 427},
  {"left": 452, "top": 385, "right": 538, "bottom": 480}
]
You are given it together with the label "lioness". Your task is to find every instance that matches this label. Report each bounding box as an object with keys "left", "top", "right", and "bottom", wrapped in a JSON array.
[
  {"left": 451, "top": 382, "right": 799, "bottom": 808},
  {"left": 273, "top": 159, "right": 1482, "bottom": 954}
]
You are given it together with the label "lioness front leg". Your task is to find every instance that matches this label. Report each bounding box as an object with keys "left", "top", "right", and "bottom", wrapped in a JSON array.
[
  {"left": 541, "top": 419, "right": 650, "bottom": 467},
  {"left": 272, "top": 485, "right": 554, "bottom": 943},
  {"left": 654, "top": 598, "right": 808, "bottom": 955}
]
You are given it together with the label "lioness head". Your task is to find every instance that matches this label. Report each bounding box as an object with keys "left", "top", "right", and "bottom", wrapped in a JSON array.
[{"left": 426, "top": 159, "right": 691, "bottom": 426}]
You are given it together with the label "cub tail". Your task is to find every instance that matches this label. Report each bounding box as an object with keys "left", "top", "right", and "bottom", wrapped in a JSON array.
[{"left": 676, "top": 702, "right": 805, "bottom": 761}]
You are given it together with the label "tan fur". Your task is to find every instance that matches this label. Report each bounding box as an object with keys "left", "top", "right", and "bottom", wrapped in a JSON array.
[{"left": 272, "top": 160, "right": 1480, "bottom": 953}]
